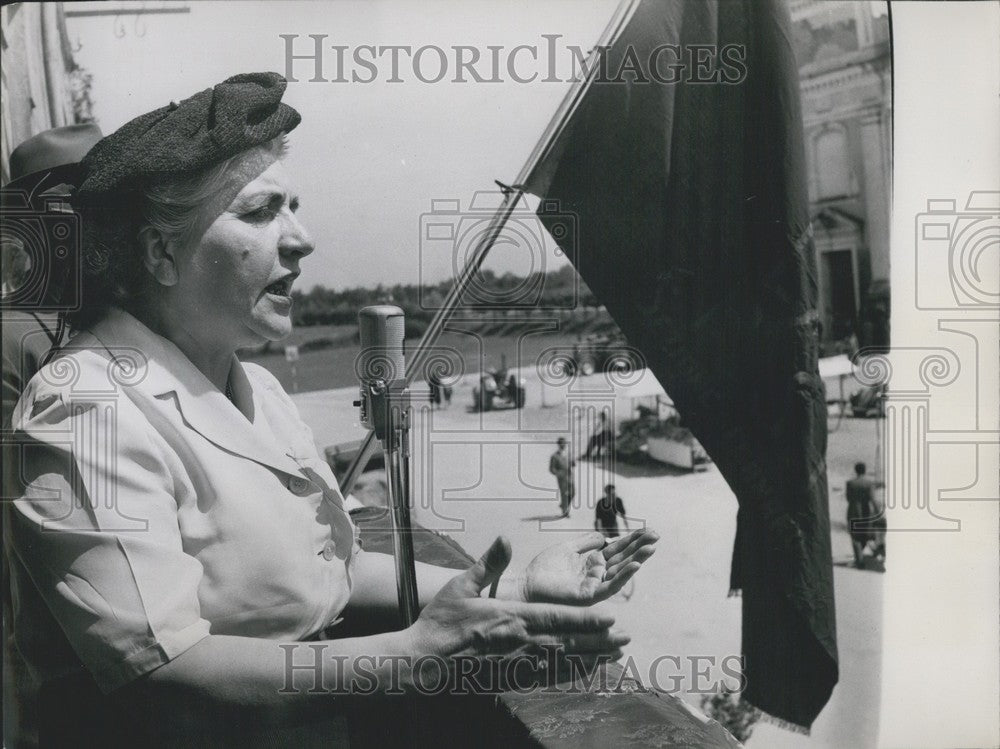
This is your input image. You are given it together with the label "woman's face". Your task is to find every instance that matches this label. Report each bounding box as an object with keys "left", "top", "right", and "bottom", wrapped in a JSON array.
[{"left": 174, "top": 159, "right": 313, "bottom": 347}]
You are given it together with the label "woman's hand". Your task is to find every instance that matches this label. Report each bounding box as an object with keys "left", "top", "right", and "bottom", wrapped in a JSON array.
[
  {"left": 404, "top": 537, "right": 628, "bottom": 690},
  {"left": 518, "top": 528, "right": 659, "bottom": 606}
]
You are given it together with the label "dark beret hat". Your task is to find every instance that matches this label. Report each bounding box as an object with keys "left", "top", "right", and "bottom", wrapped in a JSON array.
[{"left": 76, "top": 72, "right": 300, "bottom": 202}]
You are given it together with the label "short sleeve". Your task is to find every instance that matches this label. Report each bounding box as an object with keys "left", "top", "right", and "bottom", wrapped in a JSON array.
[{"left": 8, "top": 374, "right": 210, "bottom": 693}]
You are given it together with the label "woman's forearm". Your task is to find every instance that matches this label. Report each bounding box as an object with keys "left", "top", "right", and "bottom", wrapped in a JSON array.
[
  {"left": 347, "top": 549, "right": 454, "bottom": 613},
  {"left": 125, "top": 537, "right": 627, "bottom": 739},
  {"left": 142, "top": 629, "right": 413, "bottom": 708},
  {"left": 347, "top": 550, "right": 525, "bottom": 616}
]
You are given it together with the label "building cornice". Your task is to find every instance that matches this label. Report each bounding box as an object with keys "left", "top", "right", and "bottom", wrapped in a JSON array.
[{"left": 798, "top": 43, "right": 890, "bottom": 82}]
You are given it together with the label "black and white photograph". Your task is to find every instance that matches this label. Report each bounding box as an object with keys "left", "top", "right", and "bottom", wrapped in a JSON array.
[{"left": 1, "top": 1, "right": 997, "bottom": 747}]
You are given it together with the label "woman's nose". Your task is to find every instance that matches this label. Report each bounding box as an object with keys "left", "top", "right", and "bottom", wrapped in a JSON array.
[{"left": 280, "top": 213, "right": 315, "bottom": 258}]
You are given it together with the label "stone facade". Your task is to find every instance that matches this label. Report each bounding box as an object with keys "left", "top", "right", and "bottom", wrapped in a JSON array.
[{"left": 791, "top": 0, "right": 892, "bottom": 348}]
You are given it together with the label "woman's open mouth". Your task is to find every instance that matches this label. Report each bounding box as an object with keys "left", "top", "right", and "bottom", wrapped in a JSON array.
[{"left": 264, "top": 276, "right": 294, "bottom": 297}]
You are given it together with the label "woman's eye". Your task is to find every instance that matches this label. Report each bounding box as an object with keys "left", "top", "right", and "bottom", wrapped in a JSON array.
[{"left": 243, "top": 206, "right": 277, "bottom": 222}]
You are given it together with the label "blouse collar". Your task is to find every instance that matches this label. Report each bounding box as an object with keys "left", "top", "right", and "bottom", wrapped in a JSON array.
[{"left": 78, "top": 307, "right": 303, "bottom": 478}]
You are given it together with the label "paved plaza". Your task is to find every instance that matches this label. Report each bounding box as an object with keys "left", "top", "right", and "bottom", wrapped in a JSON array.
[{"left": 293, "top": 366, "right": 883, "bottom": 747}]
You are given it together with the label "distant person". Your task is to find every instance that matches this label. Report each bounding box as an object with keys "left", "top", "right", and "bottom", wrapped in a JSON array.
[
  {"left": 549, "top": 436, "right": 575, "bottom": 517},
  {"left": 584, "top": 410, "right": 613, "bottom": 460},
  {"left": 595, "top": 484, "right": 629, "bottom": 538},
  {"left": 846, "top": 462, "right": 880, "bottom": 568},
  {"left": 427, "top": 371, "right": 452, "bottom": 410},
  {"left": 870, "top": 509, "right": 887, "bottom": 563},
  {"left": 428, "top": 373, "right": 442, "bottom": 408}
]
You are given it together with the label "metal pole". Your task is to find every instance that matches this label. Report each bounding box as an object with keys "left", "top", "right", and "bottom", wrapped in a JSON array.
[
  {"left": 340, "top": 0, "right": 641, "bottom": 496},
  {"left": 384, "top": 407, "right": 419, "bottom": 625}
]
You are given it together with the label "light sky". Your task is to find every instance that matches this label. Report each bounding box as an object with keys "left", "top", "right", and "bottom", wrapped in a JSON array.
[{"left": 66, "top": 0, "right": 618, "bottom": 291}]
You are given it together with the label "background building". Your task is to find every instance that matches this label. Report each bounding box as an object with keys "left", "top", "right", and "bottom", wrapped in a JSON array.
[{"left": 791, "top": 0, "right": 892, "bottom": 349}]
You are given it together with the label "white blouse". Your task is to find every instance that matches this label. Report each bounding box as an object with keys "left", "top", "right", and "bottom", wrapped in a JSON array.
[{"left": 6, "top": 308, "right": 359, "bottom": 693}]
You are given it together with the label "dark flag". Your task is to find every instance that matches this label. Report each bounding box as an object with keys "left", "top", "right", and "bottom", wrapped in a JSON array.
[{"left": 525, "top": 0, "right": 837, "bottom": 731}]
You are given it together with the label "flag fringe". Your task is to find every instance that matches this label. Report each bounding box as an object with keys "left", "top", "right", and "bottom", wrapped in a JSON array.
[{"left": 755, "top": 708, "right": 811, "bottom": 736}]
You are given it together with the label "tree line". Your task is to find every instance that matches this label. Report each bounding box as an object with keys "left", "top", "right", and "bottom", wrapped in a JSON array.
[{"left": 290, "top": 265, "right": 598, "bottom": 328}]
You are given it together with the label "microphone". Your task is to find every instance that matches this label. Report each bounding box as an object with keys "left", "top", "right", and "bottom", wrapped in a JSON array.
[
  {"left": 355, "top": 304, "right": 419, "bottom": 625},
  {"left": 357, "top": 305, "right": 406, "bottom": 440}
]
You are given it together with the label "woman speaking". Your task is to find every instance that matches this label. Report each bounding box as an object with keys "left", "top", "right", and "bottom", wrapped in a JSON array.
[{"left": 5, "top": 73, "right": 657, "bottom": 745}]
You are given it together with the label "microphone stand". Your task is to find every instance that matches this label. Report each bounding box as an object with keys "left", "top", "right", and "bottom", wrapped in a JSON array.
[
  {"left": 380, "top": 385, "right": 419, "bottom": 626},
  {"left": 357, "top": 355, "right": 420, "bottom": 625},
  {"left": 339, "top": 0, "right": 640, "bottom": 502}
]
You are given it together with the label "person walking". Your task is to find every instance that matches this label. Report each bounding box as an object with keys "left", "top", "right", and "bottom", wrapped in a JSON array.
[
  {"left": 583, "top": 411, "right": 613, "bottom": 460},
  {"left": 549, "top": 437, "right": 575, "bottom": 517},
  {"left": 846, "top": 462, "right": 878, "bottom": 568},
  {"left": 594, "top": 484, "right": 629, "bottom": 538}
]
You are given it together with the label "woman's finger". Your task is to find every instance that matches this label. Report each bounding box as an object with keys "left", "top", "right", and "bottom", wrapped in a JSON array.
[
  {"left": 601, "top": 528, "right": 645, "bottom": 559},
  {"left": 584, "top": 550, "right": 605, "bottom": 574},
  {"left": 570, "top": 531, "right": 607, "bottom": 553},
  {"left": 514, "top": 602, "right": 615, "bottom": 634},
  {"left": 447, "top": 535, "right": 512, "bottom": 598},
  {"left": 603, "top": 528, "right": 659, "bottom": 566},
  {"left": 603, "top": 545, "right": 656, "bottom": 581},
  {"left": 464, "top": 604, "right": 618, "bottom": 655},
  {"left": 526, "top": 630, "right": 631, "bottom": 655},
  {"left": 594, "top": 561, "right": 642, "bottom": 600}
]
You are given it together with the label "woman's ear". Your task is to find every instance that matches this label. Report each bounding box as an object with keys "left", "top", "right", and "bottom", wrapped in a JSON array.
[{"left": 137, "top": 225, "right": 179, "bottom": 286}]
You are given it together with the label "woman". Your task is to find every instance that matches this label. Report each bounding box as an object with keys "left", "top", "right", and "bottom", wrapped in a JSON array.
[{"left": 4, "top": 73, "right": 657, "bottom": 744}]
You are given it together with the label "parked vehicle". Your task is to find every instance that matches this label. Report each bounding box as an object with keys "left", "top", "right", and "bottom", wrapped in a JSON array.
[
  {"left": 645, "top": 424, "right": 712, "bottom": 471},
  {"left": 472, "top": 366, "right": 526, "bottom": 411},
  {"left": 565, "top": 333, "right": 632, "bottom": 376},
  {"left": 850, "top": 382, "right": 886, "bottom": 418},
  {"left": 615, "top": 389, "right": 712, "bottom": 472}
]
